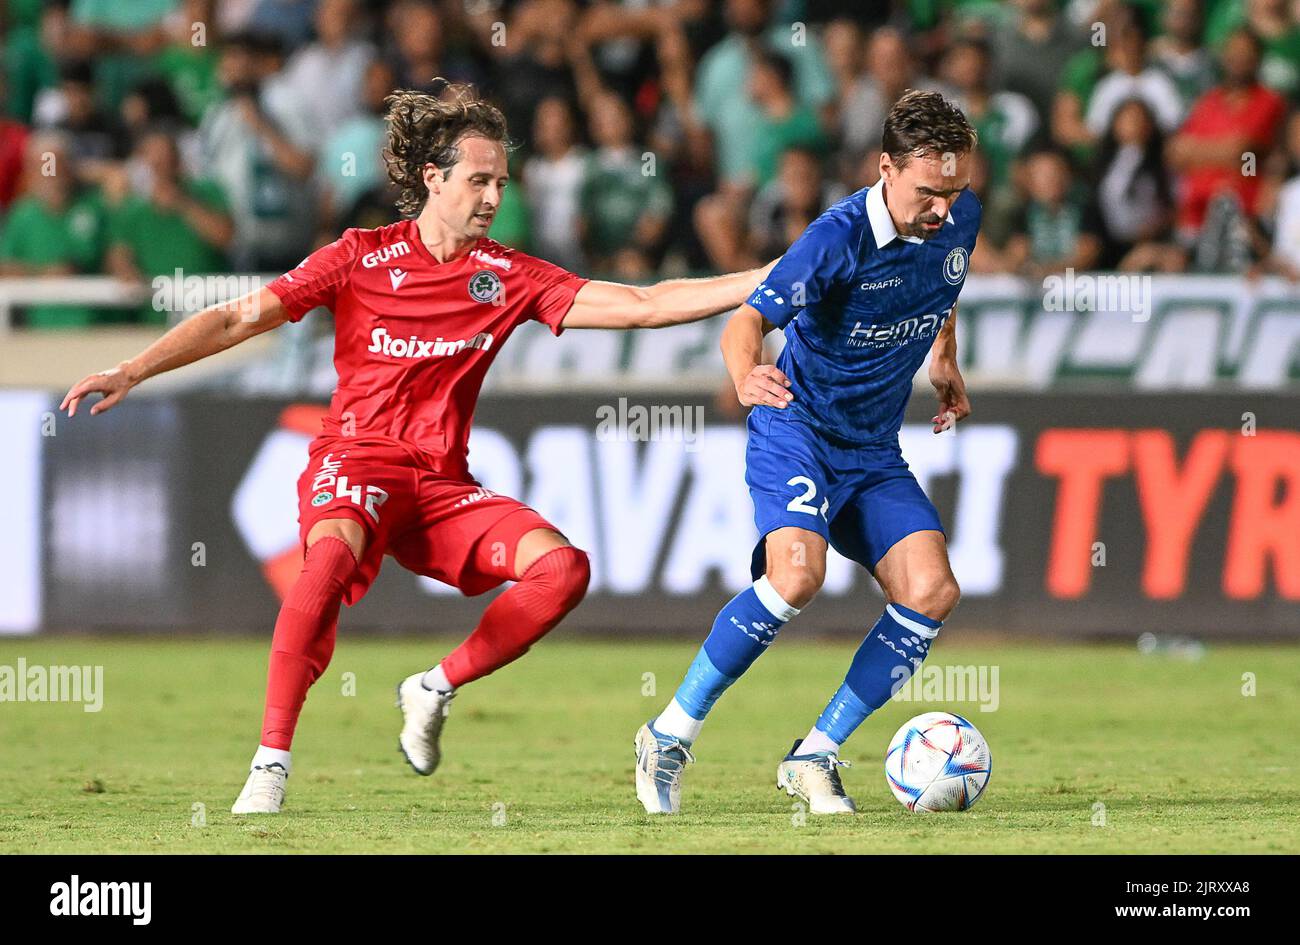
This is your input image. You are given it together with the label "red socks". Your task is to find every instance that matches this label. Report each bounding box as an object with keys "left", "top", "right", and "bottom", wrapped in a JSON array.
[
  {"left": 441, "top": 546, "right": 590, "bottom": 687},
  {"left": 259, "top": 537, "right": 357, "bottom": 750}
]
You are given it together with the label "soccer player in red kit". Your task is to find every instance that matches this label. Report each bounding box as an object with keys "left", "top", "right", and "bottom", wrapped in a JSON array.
[{"left": 61, "top": 82, "right": 772, "bottom": 814}]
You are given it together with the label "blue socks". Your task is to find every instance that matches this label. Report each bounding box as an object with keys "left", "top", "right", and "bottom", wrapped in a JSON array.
[
  {"left": 654, "top": 587, "right": 943, "bottom": 754},
  {"left": 653, "top": 577, "right": 800, "bottom": 743},
  {"left": 813, "top": 603, "right": 942, "bottom": 746}
]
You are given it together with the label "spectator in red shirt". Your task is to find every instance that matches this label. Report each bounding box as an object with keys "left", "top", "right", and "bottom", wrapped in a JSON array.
[
  {"left": 0, "top": 116, "right": 29, "bottom": 210},
  {"left": 1167, "top": 28, "right": 1287, "bottom": 239}
]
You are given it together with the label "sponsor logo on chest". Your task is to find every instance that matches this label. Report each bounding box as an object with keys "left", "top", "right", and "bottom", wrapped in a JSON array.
[
  {"left": 367, "top": 326, "right": 494, "bottom": 358},
  {"left": 847, "top": 307, "right": 952, "bottom": 349},
  {"left": 362, "top": 241, "right": 411, "bottom": 268}
]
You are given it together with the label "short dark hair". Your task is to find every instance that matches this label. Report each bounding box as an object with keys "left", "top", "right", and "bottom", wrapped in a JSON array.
[{"left": 881, "top": 89, "right": 977, "bottom": 169}]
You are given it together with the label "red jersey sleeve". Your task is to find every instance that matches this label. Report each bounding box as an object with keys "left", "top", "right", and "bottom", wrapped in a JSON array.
[
  {"left": 518, "top": 253, "right": 589, "bottom": 336},
  {"left": 266, "top": 229, "right": 361, "bottom": 322}
]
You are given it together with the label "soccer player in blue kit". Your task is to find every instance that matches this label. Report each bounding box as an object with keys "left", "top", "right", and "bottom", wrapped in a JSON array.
[{"left": 636, "top": 91, "right": 981, "bottom": 814}]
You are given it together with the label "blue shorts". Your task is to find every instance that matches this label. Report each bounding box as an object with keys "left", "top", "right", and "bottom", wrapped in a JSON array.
[{"left": 745, "top": 406, "right": 944, "bottom": 578}]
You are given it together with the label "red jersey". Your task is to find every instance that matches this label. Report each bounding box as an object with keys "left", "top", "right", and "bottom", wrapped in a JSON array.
[{"left": 267, "top": 219, "right": 588, "bottom": 480}]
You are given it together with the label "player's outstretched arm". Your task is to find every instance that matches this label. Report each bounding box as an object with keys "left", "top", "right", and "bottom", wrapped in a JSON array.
[
  {"left": 60, "top": 287, "right": 289, "bottom": 417},
  {"left": 722, "top": 303, "right": 792, "bottom": 409},
  {"left": 928, "top": 304, "right": 971, "bottom": 434},
  {"left": 559, "top": 260, "right": 777, "bottom": 330}
]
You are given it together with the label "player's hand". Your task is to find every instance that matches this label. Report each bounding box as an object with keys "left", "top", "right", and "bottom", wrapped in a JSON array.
[
  {"left": 61, "top": 365, "right": 135, "bottom": 417},
  {"left": 928, "top": 357, "right": 970, "bottom": 433},
  {"left": 736, "top": 364, "right": 793, "bottom": 409}
]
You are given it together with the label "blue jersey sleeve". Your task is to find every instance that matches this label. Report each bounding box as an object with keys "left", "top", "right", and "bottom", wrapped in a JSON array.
[{"left": 745, "top": 211, "right": 858, "bottom": 328}]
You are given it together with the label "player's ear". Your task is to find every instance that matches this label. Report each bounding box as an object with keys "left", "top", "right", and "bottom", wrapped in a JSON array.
[{"left": 423, "top": 163, "right": 442, "bottom": 193}]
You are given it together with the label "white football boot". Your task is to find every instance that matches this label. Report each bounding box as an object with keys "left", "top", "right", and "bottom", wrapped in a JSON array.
[
  {"left": 396, "top": 673, "right": 455, "bottom": 775},
  {"left": 231, "top": 762, "right": 288, "bottom": 814},
  {"left": 777, "top": 740, "right": 857, "bottom": 814},
  {"left": 634, "top": 722, "right": 695, "bottom": 814}
]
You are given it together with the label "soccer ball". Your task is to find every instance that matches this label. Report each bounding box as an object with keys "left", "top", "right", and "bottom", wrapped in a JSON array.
[{"left": 885, "top": 712, "right": 991, "bottom": 812}]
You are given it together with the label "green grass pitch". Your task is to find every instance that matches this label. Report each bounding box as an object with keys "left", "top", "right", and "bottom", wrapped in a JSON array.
[{"left": 2, "top": 637, "right": 1297, "bottom": 854}]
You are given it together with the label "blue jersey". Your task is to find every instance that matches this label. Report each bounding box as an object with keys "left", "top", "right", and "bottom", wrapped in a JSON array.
[{"left": 745, "top": 180, "right": 981, "bottom": 446}]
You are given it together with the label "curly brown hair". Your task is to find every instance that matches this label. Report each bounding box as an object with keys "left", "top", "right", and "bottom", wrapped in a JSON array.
[{"left": 383, "top": 79, "right": 514, "bottom": 217}]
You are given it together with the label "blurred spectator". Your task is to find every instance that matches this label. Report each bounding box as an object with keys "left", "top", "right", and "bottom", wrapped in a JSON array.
[
  {"left": 1168, "top": 28, "right": 1287, "bottom": 242},
  {"left": 1149, "top": 0, "right": 1216, "bottom": 111},
  {"left": 1264, "top": 112, "right": 1300, "bottom": 280},
  {"left": 579, "top": 90, "right": 673, "bottom": 277},
  {"left": 1084, "top": 15, "right": 1183, "bottom": 142},
  {"left": 103, "top": 127, "right": 232, "bottom": 321},
  {"left": 3, "top": 0, "right": 65, "bottom": 124},
  {"left": 747, "top": 147, "right": 830, "bottom": 265},
  {"left": 65, "top": 0, "right": 178, "bottom": 114},
  {"left": 155, "top": 0, "right": 225, "bottom": 126},
  {"left": 0, "top": 133, "right": 106, "bottom": 327},
  {"left": 579, "top": 0, "right": 709, "bottom": 104},
  {"left": 119, "top": 77, "right": 187, "bottom": 150},
  {"left": 523, "top": 97, "right": 588, "bottom": 272},
  {"left": 1205, "top": 0, "right": 1300, "bottom": 99},
  {"left": 1004, "top": 148, "right": 1103, "bottom": 279},
  {"left": 1053, "top": 2, "right": 1140, "bottom": 155},
  {"left": 277, "top": 0, "right": 375, "bottom": 147},
  {"left": 991, "top": 0, "right": 1081, "bottom": 125},
  {"left": 822, "top": 17, "right": 865, "bottom": 108},
  {"left": 215, "top": 0, "right": 262, "bottom": 38},
  {"left": 491, "top": 0, "right": 582, "bottom": 142},
  {"left": 1094, "top": 98, "right": 1181, "bottom": 271},
  {"left": 943, "top": 37, "right": 1038, "bottom": 192},
  {"left": 0, "top": 99, "right": 31, "bottom": 210},
  {"left": 34, "top": 60, "right": 129, "bottom": 177},
  {"left": 486, "top": 159, "right": 533, "bottom": 250},
  {"left": 840, "top": 26, "right": 950, "bottom": 157},
  {"left": 747, "top": 50, "right": 827, "bottom": 191},
  {"left": 317, "top": 60, "right": 396, "bottom": 234},
  {"left": 964, "top": 147, "right": 1013, "bottom": 273},
  {"left": 385, "top": 0, "right": 482, "bottom": 93},
  {"left": 246, "top": 0, "right": 318, "bottom": 51},
  {"left": 692, "top": 0, "right": 834, "bottom": 191},
  {"left": 198, "top": 32, "right": 316, "bottom": 270}
]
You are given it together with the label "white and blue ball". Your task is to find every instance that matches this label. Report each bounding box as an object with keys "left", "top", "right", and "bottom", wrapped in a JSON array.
[{"left": 885, "top": 712, "right": 991, "bottom": 812}]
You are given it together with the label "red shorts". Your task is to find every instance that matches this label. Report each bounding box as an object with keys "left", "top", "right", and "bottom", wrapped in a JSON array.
[{"left": 296, "top": 436, "right": 557, "bottom": 605}]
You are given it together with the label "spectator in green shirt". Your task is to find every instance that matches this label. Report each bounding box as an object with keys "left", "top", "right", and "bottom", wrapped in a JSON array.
[
  {"left": 0, "top": 132, "right": 107, "bottom": 328},
  {"left": 692, "top": 0, "right": 834, "bottom": 191},
  {"left": 578, "top": 90, "right": 673, "bottom": 279},
  {"left": 747, "top": 50, "right": 828, "bottom": 191},
  {"left": 104, "top": 127, "right": 233, "bottom": 323},
  {"left": 943, "top": 37, "right": 1039, "bottom": 192},
  {"left": 1004, "top": 148, "right": 1104, "bottom": 280}
]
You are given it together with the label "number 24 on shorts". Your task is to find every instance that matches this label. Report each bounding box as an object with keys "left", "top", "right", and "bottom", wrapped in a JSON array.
[{"left": 786, "top": 476, "right": 829, "bottom": 519}]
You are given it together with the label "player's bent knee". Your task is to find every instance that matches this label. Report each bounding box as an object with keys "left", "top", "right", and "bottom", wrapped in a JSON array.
[
  {"left": 523, "top": 544, "right": 591, "bottom": 615},
  {"left": 765, "top": 567, "right": 824, "bottom": 610},
  {"left": 899, "top": 575, "right": 960, "bottom": 621},
  {"left": 306, "top": 516, "right": 366, "bottom": 563}
]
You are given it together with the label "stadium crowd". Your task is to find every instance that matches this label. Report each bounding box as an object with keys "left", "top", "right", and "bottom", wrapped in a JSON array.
[{"left": 2, "top": 0, "right": 1300, "bottom": 328}]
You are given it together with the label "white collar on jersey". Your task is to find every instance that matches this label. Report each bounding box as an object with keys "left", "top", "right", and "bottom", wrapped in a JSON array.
[{"left": 866, "top": 179, "right": 955, "bottom": 248}]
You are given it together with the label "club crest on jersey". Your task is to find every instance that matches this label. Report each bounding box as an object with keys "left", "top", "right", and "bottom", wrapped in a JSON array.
[
  {"left": 468, "top": 270, "right": 503, "bottom": 303},
  {"left": 311, "top": 490, "right": 333, "bottom": 507},
  {"left": 942, "top": 246, "right": 968, "bottom": 285}
]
